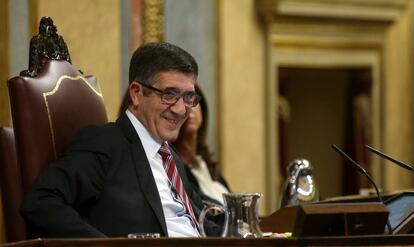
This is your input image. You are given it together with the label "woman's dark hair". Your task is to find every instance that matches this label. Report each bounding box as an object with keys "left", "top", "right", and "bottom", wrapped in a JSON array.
[{"left": 173, "top": 84, "right": 220, "bottom": 180}]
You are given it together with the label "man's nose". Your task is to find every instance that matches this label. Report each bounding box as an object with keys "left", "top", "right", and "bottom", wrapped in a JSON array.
[{"left": 169, "top": 97, "right": 188, "bottom": 115}]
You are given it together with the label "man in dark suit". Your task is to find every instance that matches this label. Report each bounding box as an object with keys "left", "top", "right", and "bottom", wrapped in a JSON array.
[{"left": 20, "top": 42, "right": 219, "bottom": 237}]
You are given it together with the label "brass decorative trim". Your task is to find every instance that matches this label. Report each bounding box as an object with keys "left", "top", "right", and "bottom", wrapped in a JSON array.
[
  {"left": 42, "top": 75, "right": 103, "bottom": 157},
  {"left": 277, "top": 1, "right": 402, "bottom": 22},
  {"left": 270, "top": 35, "right": 383, "bottom": 50},
  {"left": 143, "top": 0, "right": 164, "bottom": 42},
  {"left": 257, "top": 0, "right": 408, "bottom": 23}
]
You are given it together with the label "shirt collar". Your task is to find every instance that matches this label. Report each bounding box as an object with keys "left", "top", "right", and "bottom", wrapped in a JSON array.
[{"left": 126, "top": 109, "right": 162, "bottom": 158}]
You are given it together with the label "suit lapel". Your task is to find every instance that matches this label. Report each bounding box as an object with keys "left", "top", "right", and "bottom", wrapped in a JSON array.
[
  {"left": 132, "top": 143, "right": 168, "bottom": 235},
  {"left": 116, "top": 114, "right": 168, "bottom": 236}
]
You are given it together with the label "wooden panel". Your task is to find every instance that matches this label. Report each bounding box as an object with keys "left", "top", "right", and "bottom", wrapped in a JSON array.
[
  {"left": 261, "top": 203, "right": 389, "bottom": 237},
  {"left": 35, "top": 0, "right": 121, "bottom": 121},
  {"left": 0, "top": 0, "right": 10, "bottom": 127},
  {"left": 5, "top": 236, "right": 414, "bottom": 247}
]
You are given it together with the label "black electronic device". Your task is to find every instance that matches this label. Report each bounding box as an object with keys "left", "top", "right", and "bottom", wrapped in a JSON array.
[
  {"left": 364, "top": 145, "right": 414, "bottom": 234},
  {"left": 331, "top": 144, "right": 392, "bottom": 233},
  {"left": 385, "top": 192, "right": 414, "bottom": 234}
]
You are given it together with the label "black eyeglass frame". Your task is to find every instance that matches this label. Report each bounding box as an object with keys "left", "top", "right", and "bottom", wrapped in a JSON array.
[{"left": 137, "top": 81, "right": 201, "bottom": 107}]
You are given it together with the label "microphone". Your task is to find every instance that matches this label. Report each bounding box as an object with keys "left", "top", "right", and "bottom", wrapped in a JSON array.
[
  {"left": 331, "top": 144, "right": 392, "bottom": 233},
  {"left": 364, "top": 145, "right": 414, "bottom": 173}
]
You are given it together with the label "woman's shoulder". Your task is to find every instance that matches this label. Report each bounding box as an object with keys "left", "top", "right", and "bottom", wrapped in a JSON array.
[{"left": 193, "top": 156, "right": 231, "bottom": 191}]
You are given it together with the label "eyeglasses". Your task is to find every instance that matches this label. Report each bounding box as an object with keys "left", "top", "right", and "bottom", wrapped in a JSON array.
[{"left": 138, "top": 81, "right": 201, "bottom": 107}]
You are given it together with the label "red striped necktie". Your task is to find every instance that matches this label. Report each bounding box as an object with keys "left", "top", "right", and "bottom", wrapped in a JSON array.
[{"left": 158, "top": 142, "right": 199, "bottom": 229}]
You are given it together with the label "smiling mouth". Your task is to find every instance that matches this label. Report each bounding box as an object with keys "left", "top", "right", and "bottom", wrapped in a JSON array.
[
  {"left": 167, "top": 119, "right": 178, "bottom": 124},
  {"left": 164, "top": 117, "right": 182, "bottom": 126}
]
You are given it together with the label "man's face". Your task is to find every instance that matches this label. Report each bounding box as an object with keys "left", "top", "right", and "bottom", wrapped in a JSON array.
[{"left": 130, "top": 71, "right": 196, "bottom": 143}]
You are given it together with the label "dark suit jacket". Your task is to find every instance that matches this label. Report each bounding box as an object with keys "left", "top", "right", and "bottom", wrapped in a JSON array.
[{"left": 20, "top": 114, "right": 220, "bottom": 237}]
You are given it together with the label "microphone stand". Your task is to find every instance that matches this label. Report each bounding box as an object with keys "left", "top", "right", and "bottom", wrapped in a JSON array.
[
  {"left": 365, "top": 145, "right": 414, "bottom": 173},
  {"left": 331, "top": 144, "right": 392, "bottom": 234}
]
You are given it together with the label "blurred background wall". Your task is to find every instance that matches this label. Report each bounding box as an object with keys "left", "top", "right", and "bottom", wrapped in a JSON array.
[{"left": 1, "top": 0, "right": 414, "bottom": 243}]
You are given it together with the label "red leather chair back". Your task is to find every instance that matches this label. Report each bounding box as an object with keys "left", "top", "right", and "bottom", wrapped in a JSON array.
[
  {"left": 0, "top": 127, "right": 26, "bottom": 242},
  {"left": 7, "top": 60, "right": 108, "bottom": 192}
]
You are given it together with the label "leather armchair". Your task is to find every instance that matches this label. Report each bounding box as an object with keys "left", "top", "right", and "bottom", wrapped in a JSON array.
[
  {"left": 0, "top": 127, "right": 26, "bottom": 242},
  {"left": 7, "top": 60, "right": 108, "bottom": 192},
  {"left": 1, "top": 17, "right": 108, "bottom": 241}
]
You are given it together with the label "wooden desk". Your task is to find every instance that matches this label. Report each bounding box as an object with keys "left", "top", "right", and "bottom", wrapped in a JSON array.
[{"left": 2, "top": 235, "right": 414, "bottom": 247}]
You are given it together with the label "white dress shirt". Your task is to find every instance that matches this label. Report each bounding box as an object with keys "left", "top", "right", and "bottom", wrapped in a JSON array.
[{"left": 126, "top": 110, "right": 199, "bottom": 237}]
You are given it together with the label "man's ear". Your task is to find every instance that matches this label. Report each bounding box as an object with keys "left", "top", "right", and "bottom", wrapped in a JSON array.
[{"left": 129, "top": 81, "right": 141, "bottom": 107}]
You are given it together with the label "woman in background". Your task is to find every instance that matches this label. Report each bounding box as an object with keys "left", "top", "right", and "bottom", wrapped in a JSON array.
[{"left": 173, "top": 84, "right": 230, "bottom": 206}]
